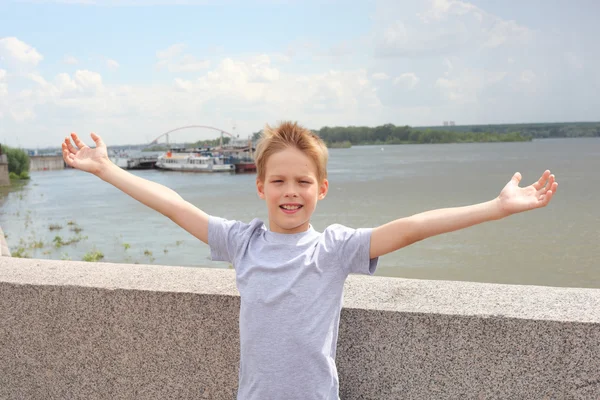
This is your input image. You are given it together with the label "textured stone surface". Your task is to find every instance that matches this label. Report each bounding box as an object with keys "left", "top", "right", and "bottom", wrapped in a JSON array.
[
  {"left": 0, "top": 162, "right": 9, "bottom": 187},
  {"left": 1, "top": 257, "right": 599, "bottom": 399}
]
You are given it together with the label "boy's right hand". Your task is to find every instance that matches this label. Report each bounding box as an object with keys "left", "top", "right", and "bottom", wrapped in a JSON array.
[{"left": 62, "top": 132, "right": 110, "bottom": 175}]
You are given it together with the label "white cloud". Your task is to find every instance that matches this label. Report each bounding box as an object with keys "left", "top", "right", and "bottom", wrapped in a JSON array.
[
  {"left": 9, "top": 108, "right": 36, "bottom": 122},
  {"left": 372, "top": 72, "right": 389, "bottom": 80},
  {"left": 435, "top": 77, "right": 461, "bottom": 100},
  {"left": 443, "top": 57, "right": 454, "bottom": 76},
  {"left": 72, "top": 70, "right": 104, "bottom": 93},
  {"left": 106, "top": 59, "right": 120, "bottom": 70},
  {"left": 0, "top": 69, "right": 7, "bottom": 98},
  {"left": 394, "top": 73, "right": 419, "bottom": 89},
  {"left": 63, "top": 55, "right": 78, "bottom": 65},
  {"left": 26, "top": 73, "right": 50, "bottom": 87},
  {"left": 167, "top": 55, "right": 210, "bottom": 72},
  {"left": 421, "top": 0, "right": 481, "bottom": 21},
  {"left": 375, "top": 0, "right": 533, "bottom": 57},
  {"left": 156, "top": 43, "right": 186, "bottom": 60},
  {"left": 483, "top": 19, "right": 532, "bottom": 48},
  {"left": 435, "top": 69, "right": 508, "bottom": 102},
  {"left": 520, "top": 70, "right": 536, "bottom": 84},
  {"left": 0, "top": 37, "right": 44, "bottom": 67},
  {"left": 156, "top": 44, "right": 210, "bottom": 72},
  {"left": 0, "top": 52, "right": 384, "bottom": 146}
]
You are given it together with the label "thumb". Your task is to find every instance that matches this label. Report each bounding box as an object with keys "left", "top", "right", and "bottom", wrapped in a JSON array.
[
  {"left": 90, "top": 132, "right": 105, "bottom": 148},
  {"left": 511, "top": 172, "right": 522, "bottom": 185}
]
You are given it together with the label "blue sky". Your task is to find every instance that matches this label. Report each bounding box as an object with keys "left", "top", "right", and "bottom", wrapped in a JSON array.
[{"left": 1, "top": 0, "right": 598, "bottom": 148}]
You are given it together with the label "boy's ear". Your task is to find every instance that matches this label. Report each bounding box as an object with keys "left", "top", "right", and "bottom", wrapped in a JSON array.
[
  {"left": 318, "top": 179, "right": 329, "bottom": 200},
  {"left": 256, "top": 178, "right": 265, "bottom": 199}
]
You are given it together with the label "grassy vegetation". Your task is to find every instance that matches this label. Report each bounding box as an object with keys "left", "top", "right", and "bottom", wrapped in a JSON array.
[
  {"left": 82, "top": 250, "right": 104, "bottom": 262},
  {"left": 12, "top": 247, "right": 30, "bottom": 258},
  {"left": 6, "top": 214, "right": 190, "bottom": 266},
  {"left": 53, "top": 234, "right": 88, "bottom": 248}
]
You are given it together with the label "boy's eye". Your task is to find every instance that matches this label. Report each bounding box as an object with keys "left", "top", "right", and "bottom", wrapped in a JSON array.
[
  {"left": 300, "top": 181, "right": 311, "bottom": 184},
  {"left": 272, "top": 180, "right": 283, "bottom": 183}
]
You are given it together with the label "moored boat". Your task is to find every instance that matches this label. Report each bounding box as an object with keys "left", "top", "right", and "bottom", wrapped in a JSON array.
[{"left": 156, "top": 149, "right": 235, "bottom": 172}]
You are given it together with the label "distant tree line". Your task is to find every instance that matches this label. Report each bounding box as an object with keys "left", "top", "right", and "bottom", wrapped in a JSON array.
[
  {"left": 313, "top": 124, "right": 531, "bottom": 146},
  {"left": 418, "top": 122, "right": 600, "bottom": 139},
  {"left": 249, "top": 121, "right": 599, "bottom": 148}
]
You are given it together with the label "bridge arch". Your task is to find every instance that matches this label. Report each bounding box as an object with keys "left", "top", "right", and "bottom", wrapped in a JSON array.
[{"left": 148, "top": 125, "right": 238, "bottom": 146}]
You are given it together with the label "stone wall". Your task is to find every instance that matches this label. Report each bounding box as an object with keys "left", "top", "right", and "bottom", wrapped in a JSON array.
[
  {"left": 1, "top": 258, "right": 599, "bottom": 399},
  {"left": 0, "top": 154, "right": 9, "bottom": 186},
  {"left": 29, "top": 155, "right": 65, "bottom": 171}
]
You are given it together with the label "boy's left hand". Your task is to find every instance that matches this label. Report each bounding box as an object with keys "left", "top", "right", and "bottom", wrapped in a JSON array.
[{"left": 497, "top": 170, "right": 558, "bottom": 216}]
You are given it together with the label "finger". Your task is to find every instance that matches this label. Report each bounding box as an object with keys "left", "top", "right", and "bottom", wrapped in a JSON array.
[
  {"left": 538, "top": 174, "right": 554, "bottom": 194},
  {"left": 62, "top": 144, "right": 76, "bottom": 168},
  {"left": 511, "top": 172, "right": 522, "bottom": 185},
  {"left": 90, "top": 132, "right": 105, "bottom": 148},
  {"left": 70, "top": 132, "right": 87, "bottom": 149},
  {"left": 543, "top": 174, "right": 555, "bottom": 193},
  {"left": 532, "top": 170, "right": 551, "bottom": 190},
  {"left": 540, "top": 189, "right": 554, "bottom": 206},
  {"left": 64, "top": 137, "right": 78, "bottom": 154},
  {"left": 538, "top": 182, "right": 558, "bottom": 207},
  {"left": 61, "top": 143, "right": 70, "bottom": 161}
]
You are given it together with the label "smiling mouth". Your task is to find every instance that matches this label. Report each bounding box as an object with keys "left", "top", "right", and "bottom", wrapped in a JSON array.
[{"left": 280, "top": 204, "right": 303, "bottom": 212}]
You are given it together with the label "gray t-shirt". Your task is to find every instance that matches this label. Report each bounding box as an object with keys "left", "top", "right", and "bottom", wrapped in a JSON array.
[{"left": 208, "top": 216, "right": 378, "bottom": 400}]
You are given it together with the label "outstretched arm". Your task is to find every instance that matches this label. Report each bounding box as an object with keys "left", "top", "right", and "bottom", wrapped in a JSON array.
[
  {"left": 369, "top": 171, "right": 558, "bottom": 259},
  {"left": 62, "top": 133, "right": 210, "bottom": 244}
]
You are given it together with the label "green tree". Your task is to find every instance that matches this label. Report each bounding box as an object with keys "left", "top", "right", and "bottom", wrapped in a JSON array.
[
  {"left": 4, "top": 146, "right": 30, "bottom": 175},
  {"left": 252, "top": 130, "right": 263, "bottom": 141}
]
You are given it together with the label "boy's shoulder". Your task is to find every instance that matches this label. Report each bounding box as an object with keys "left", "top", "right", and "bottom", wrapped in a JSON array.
[
  {"left": 208, "top": 215, "right": 266, "bottom": 241},
  {"left": 322, "top": 223, "right": 368, "bottom": 236}
]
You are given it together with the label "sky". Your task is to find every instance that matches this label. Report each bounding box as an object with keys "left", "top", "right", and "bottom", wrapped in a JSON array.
[{"left": 0, "top": 0, "right": 599, "bottom": 148}]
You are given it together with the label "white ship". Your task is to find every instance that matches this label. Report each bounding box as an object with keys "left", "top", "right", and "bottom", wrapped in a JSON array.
[{"left": 155, "top": 150, "right": 235, "bottom": 172}]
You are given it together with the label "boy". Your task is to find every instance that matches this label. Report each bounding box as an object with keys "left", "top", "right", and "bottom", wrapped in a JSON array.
[{"left": 62, "top": 121, "right": 557, "bottom": 399}]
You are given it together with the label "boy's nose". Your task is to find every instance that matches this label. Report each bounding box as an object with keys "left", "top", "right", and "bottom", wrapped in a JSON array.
[{"left": 284, "top": 187, "right": 298, "bottom": 197}]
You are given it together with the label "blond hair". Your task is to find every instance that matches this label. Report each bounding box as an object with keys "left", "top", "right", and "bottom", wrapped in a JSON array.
[{"left": 254, "top": 121, "right": 329, "bottom": 183}]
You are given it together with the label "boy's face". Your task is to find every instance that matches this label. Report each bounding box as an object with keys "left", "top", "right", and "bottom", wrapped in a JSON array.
[{"left": 256, "top": 147, "right": 328, "bottom": 234}]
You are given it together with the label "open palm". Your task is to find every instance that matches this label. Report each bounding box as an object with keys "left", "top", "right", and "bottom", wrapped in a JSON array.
[
  {"left": 62, "top": 133, "right": 109, "bottom": 175},
  {"left": 498, "top": 170, "right": 558, "bottom": 216}
]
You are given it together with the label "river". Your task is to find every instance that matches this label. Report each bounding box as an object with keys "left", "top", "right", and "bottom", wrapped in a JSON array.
[{"left": 1, "top": 138, "right": 598, "bottom": 288}]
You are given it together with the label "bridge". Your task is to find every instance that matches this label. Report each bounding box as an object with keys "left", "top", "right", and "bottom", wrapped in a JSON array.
[{"left": 146, "top": 125, "right": 248, "bottom": 149}]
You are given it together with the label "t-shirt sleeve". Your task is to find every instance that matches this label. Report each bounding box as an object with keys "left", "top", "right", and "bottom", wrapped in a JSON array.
[
  {"left": 325, "top": 224, "right": 379, "bottom": 276},
  {"left": 208, "top": 215, "right": 254, "bottom": 264}
]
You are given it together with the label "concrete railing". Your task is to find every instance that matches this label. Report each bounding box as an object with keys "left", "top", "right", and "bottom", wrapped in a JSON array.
[{"left": 1, "top": 257, "right": 599, "bottom": 399}]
